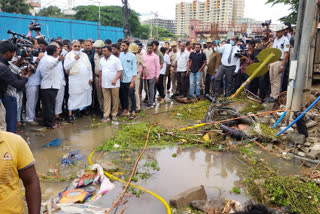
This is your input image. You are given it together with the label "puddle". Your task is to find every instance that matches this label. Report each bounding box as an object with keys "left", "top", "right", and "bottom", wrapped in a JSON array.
[{"left": 18, "top": 101, "right": 306, "bottom": 213}]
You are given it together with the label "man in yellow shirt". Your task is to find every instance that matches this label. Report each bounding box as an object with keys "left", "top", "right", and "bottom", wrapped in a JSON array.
[{"left": 0, "top": 131, "right": 41, "bottom": 214}]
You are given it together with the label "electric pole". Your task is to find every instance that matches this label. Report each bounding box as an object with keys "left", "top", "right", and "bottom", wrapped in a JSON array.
[{"left": 122, "top": 0, "right": 129, "bottom": 39}]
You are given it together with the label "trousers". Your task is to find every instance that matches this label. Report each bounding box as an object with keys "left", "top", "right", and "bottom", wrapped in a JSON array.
[
  {"left": 55, "top": 84, "right": 65, "bottom": 115},
  {"left": 2, "top": 96, "right": 17, "bottom": 133},
  {"left": 95, "top": 77, "right": 104, "bottom": 111},
  {"left": 0, "top": 100, "right": 6, "bottom": 131},
  {"left": 25, "top": 86, "right": 39, "bottom": 122},
  {"left": 120, "top": 82, "right": 136, "bottom": 112},
  {"left": 146, "top": 78, "right": 155, "bottom": 106},
  {"left": 170, "top": 69, "right": 177, "bottom": 94},
  {"left": 135, "top": 73, "right": 141, "bottom": 111},
  {"left": 157, "top": 74, "right": 165, "bottom": 98},
  {"left": 189, "top": 72, "right": 201, "bottom": 97},
  {"left": 41, "top": 89, "right": 58, "bottom": 127},
  {"left": 213, "top": 65, "right": 236, "bottom": 97},
  {"left": 103, "top": 88, "right": 119, "bottom": 118},
  {"left": 269, "top": 61, "right": 282, "bottom": 99},
  {"left": 176, "top": 71, "right": 188, "bottom": 97}
]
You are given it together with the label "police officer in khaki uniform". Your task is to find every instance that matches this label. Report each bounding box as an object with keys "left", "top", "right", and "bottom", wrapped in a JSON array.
[
  {"left": 169, "top": 41, "right": 178, "bottom": 97},
  {"left": 93, "top": 40, "right": 105, "bottom": 112},
  {"left": 265, "top": 24, "right": 289, "bottom": 102},
  {"left": 202, "top": 38, "right": 213, "bottom": 94}
]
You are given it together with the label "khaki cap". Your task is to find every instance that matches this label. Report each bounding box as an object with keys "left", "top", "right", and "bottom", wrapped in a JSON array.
[
  {"left": 129, "top": 43, "right": 138, "bottom": 53},
  {"left": 171, "top": 41, "right": 177, "bottom": 47},
  {"left": 93, "top": 40, "right": 105, "bottom": 48}
]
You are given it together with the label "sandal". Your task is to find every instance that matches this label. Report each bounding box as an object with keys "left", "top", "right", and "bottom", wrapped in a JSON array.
[{"left": 129, "top": 114, "right": 136, "bottom": 120}]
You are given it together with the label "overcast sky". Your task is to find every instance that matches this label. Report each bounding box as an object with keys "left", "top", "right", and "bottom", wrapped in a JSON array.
[{"left": 39, "top": 0, "right": 291, "bottom": 23}]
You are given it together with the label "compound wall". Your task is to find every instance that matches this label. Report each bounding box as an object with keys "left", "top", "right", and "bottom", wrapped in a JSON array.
[{"left": 0, "top": 12, "right": 123, "bottom": 42}]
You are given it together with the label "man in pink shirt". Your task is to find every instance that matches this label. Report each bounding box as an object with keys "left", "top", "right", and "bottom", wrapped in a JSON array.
[{"left": 141, "top": 43, "right": 160, "bottom": 108}]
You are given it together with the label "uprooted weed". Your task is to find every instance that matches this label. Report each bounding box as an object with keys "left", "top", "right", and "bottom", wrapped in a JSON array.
[
  {"left": 171, "top": 100, "right": 210, "bottom": 121},
  {"left": 241, "top": 148, "right": 320, "bottom": 214}
]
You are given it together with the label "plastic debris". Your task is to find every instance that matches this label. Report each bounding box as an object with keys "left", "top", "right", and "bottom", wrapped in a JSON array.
[
  {"left": 57, "top": 188, "right": 96, "bottom": 204},
  {"left": 61, "top": 150, "right": 84, "bottom": 166},
  {"left": 43, "top": 138, "right": 63, "bottom": 147}
]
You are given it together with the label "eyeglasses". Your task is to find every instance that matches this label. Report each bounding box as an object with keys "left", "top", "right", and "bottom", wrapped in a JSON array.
[{"left": 73, "top": 46, "right": 80, "bottom": 48}]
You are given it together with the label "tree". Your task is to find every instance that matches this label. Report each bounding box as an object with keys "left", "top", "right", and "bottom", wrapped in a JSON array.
[
  {"left": 0, "top": 0, "right": 32, "bottom": 15},
  {"left": 73, "top": 5, "right": 141, "bottom": 36},
  {"left": 36, "top": 6, "right": 65, "bottom": 18},
  {"left": 266, "top": 0, "right": 299, "bottom": 23},
  {"left": 133, "top": 24, "right": 176, "bottom": 40}
]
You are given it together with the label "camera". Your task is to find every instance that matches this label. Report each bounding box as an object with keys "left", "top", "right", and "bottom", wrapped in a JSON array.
[
  {"left": 235, "top": 49, "right": 247, "bottom": 58},
  {"left": 30, "top": 21, "right": 42, "bottom": 32},
  {"left": 261, "top": 20, "right": 272, "bottom": 27}
]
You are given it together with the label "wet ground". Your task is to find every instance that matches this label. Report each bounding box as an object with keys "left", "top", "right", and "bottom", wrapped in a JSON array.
[{"left": 19, "top": 100, "right": 304, "bottom": 213}]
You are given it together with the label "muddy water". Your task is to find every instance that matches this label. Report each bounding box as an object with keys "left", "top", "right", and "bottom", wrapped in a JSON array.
[
  {"left": 19, "top": 101, "right": 301, "bottom": 213},
  {"left": 90, "top": 148, "right": 249, "bottom": 214}
]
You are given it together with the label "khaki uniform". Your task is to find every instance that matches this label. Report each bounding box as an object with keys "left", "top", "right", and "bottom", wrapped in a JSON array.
[
  {"left": 94, "top": 52, "right": 104, "bottom": 111},
  {"left": 202, "top": 48, "right": 213, "bottom": 91},
  {"left": 270, "top": 36, "right": 289, "bottom": 99},
  {"left": 169, "top": 51, "right": 177, "bottom": 94},
  {"left": 0, "top": 101, "right": 6, "bottom": 131},
  {"left": 136, "top": 53, "right": 145, "bottom": 111},
  {"left": 103, "top": 88, "right": 119, "bottom": 118}
]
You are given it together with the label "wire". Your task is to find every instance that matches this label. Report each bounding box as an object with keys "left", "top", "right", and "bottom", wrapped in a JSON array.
[{"left": 88, "top": 125, "right": 172, "bottom": 214}]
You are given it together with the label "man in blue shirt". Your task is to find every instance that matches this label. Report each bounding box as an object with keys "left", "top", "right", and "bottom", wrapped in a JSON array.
[{"left": 119, "top": 40, "right": 137, "bottom": 118}]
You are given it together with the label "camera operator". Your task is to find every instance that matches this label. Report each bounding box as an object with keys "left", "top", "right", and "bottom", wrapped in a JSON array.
[
  {"left": 213, "top": 36, "right": 240, "bottom": 97},
  {"left": 27, "top": 21, "right": 42, "bottom": 38},
  {"left": 0, "top": 41, "right": 33, "bottom": 132}
]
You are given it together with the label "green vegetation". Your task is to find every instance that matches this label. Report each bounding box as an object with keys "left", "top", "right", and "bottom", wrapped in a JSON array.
[
  {"left": 96, "top": 122, "right": 202, "bottom": 152},
  {"left": 241, "top": 147, "right": 320, "bottom": 214},
  {"left": 0, "top": 0, "right": 31, "bottom": 15},
  {"left": 266, "top": 0, "right": 299, "bottom": 23},
  {"left": 171, "top": 100, "right": 210, "bottom": 121},
  {"left": 172, "top": 153, "right": 177, "bottom": 158},
  {"left": 231, "top": 187, "right": 241, "bottom": 195}
]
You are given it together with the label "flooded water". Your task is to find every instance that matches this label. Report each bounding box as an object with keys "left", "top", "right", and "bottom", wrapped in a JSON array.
[{"left": 18, "top": 101, "right": 303, "bottom": 213}]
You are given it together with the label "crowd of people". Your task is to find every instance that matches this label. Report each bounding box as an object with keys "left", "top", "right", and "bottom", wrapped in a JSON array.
[{"left": 0, "top": 22, "right": 294, "bottom": 133}]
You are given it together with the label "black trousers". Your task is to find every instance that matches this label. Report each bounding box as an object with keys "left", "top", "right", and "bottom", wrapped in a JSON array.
[
  {"left": 120, "top": 82, "right": 136, "bottom": 112},
  {"left": 157, "top": 74, "right": 165, "bottom": 98},
  {"left": 41, "top": 88, "right": 58, "bottom": 127},
  {"left": 205, "top": 73, "right": 213, "bottom": 95},
  {"left": 176, "top": 71, "right": 188, "bottom": 97},
  {"left": 213, "top": 65, "right": 236, "bottom": 97}
]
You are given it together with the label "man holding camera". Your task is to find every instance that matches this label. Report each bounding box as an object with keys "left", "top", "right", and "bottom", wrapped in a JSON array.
[
  {"left": 0, "top": 41, "right": 32, "bottom": 132},
  {"left": 213, "top": 36, "right": 240, "bottom": 97}
]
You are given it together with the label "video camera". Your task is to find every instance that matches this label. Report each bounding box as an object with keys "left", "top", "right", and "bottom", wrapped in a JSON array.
[
  {"left": 235, "top": 49, "right": 247, "bottom": 58},
  {"left": 30, "top": 21, "right": 42, "bottom": 32},
  {"left": 261, "top": 20, "right": 272, "bottom": 27},
  {"left": 7, "top": 30, "right": 39, "bottom": 73}
]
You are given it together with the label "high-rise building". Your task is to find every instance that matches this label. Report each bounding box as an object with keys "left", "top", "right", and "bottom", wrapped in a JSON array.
[
  {"left": 142, "top": 18, "right": 177, "bottom": 35},
  {"left": 176, "top": 0, "right": 245, "bottom": 36}
]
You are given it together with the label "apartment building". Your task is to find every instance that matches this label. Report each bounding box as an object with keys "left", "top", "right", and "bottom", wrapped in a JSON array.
[
  {"left": 176, "top": 0, "right": 245, "bottom": 36},
  {"left": 142, "top": 18, "right": 177, "bottom": 34}
]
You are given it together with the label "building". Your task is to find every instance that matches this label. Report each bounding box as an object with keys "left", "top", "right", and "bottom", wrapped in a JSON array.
[
  {"left": 26, "top": 0, "right": 41, "bottom": 15},
  {"left": 142, "top": 18, "right": 177, "bottom": 34},
  {"left": 176, "top": 0, "right": 245, "bottom": 36}
]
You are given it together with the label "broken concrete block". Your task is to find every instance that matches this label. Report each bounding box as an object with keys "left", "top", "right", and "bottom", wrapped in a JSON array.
[
  {"left": 288, "top": 133, "right": 306, "bottom": 145},
  {"left": 280, "top": 127, "right": 294, "bottom": 133},
  {"left": 169, "top": 186, "right": 207, "bottom": 209},
  {"left": 296, "top": 152, "right": 306, "bottom": 157},
  {"left": 300, "top": 147, "right": 311, "bottom": 153},
  {"left": 311, "top": 143, "right": 320, "bottom": 151},
  {"left": 304, "top": 142, "right": 312, "bottom": 147},
  {"left": 306, "top": 151, "right": 320, "bottom": 160},
  {"left": 190, "top": 197, "right": 225, "bottom": 212},
  {"left": 306, "top": 120, "right": 317, "bottom": 128}
]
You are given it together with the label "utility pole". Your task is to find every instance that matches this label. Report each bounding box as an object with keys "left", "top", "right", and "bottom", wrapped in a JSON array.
[
  {"left": 155, "top": 12, "right": 159, "bottom": 40},
  {"left": 122, "top": 0, "right": 129, "bottom": 39},
  {"left": 291, "top": 0, "right": 317, "bottom": 111},
  {"left": 98, "top": 1, "right": 101, "bottom": 39}
]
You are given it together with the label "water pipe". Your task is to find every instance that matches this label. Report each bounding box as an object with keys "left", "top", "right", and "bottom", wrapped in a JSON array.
[
  {"left": 88, "top": 150, "right": 172, "bottom": 214},
  {"left": 276, "top": 95, "right": 320, "bottom": 136},
  {"left": 272, "top": 111, "right": 286, "bottom": 129}
]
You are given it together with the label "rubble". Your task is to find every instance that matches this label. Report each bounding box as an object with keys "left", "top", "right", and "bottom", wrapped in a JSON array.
[
  {"left": 169, "top": 186, "right": 207, "bottom": 209},
  {"left": 190, "top": 197, "right": 225, "bottom": 213},
  {"left": 288, "top": 133, "right": 306, "bottom": 145},
  {"left": 306, "top": 120, "right": 317, "bottom": 128},
  {"left": 306, "top": 150, "right": 320, "bottom": 160}
]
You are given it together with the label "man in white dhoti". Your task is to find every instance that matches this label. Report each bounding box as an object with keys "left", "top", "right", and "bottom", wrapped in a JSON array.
[{"left": 64, "top": 40, "right": 93, "bottom": 123}]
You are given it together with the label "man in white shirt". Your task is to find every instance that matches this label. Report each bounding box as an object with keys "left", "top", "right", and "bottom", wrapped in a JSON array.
[
  {"left": 156, "top": 47, "right": 171, "bottom": 103},
  {"left": 175, "top": 42, "right": 190, "bottom": 98},
  {"left": 213, "top": 36, "right": 241, "bottom": 97},
  {"left": 265, "top": 24, "right": 290, "bottom": 103},
  {"left": 99, "top": 46, "right": 123, "bottom": 122},
  {"left": 39, "top": 45, "right": 64, "bottom": 128}
]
